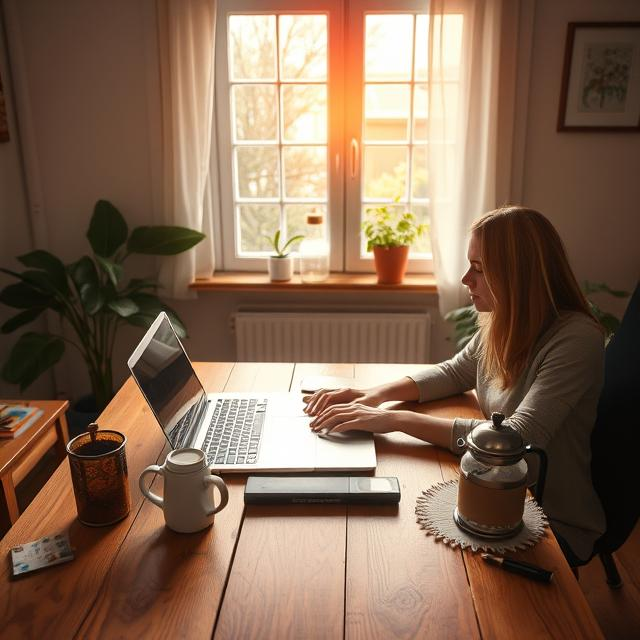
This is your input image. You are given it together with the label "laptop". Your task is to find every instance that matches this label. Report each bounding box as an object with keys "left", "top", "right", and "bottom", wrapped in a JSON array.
[{"left": 127, "top": 312, "right": 377, "bottom": 473}]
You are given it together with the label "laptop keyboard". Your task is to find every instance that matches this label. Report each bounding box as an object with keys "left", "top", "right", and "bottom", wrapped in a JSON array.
[
  {"left": 169, "top": 403, "right": 198, "bottom": 449},
  {"left": 203, "top": 398, "right": 267, "bottom": 465}
]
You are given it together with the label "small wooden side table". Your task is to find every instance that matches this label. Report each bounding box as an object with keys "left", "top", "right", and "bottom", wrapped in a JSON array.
[{"left": 0, "top": 399, "right": 69, "bottom": 526}]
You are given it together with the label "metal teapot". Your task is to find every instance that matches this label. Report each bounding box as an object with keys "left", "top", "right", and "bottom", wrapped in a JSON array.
[{"left": 454, "top": 412, "right": 547, "bottom": 539}]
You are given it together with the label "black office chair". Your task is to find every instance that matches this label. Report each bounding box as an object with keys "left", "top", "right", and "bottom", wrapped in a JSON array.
[{"left": 590, "top": 281, "right": 640, "bottom": 588}]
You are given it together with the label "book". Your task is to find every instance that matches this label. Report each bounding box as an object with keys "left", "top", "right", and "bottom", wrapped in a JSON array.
[{"left": 0, "top": 405, "right": 44, "bottom": 439}]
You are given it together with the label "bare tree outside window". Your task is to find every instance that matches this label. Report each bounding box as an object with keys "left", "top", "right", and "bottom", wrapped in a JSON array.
[{"left": 229, "top": 15, "right": 328, "bottom": 254}]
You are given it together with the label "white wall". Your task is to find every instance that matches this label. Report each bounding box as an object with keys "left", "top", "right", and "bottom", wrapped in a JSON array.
[
  {"left": 0, "top": 6, "right": 54, "bottom": 399},
  {"left": 522, "top": 0, "right": 640, "bottom": 317},
  {"left": 0, "top": 0, "right": 638, "bottom": 404}
]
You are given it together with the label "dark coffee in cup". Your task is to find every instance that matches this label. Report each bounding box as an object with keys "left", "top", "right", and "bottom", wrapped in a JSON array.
[{"left": 67, "top": 429, "right": 130, "bottom": 526}]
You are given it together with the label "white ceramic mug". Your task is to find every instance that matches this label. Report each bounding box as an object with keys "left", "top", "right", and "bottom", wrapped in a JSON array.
[{"left": 139, "top": 448, "right": 229, "bottom": 533}]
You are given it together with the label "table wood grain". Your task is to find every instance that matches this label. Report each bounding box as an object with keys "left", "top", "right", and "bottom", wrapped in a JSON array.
[{"left": 0, "top": 363, "right": 604, "bottom": 639}]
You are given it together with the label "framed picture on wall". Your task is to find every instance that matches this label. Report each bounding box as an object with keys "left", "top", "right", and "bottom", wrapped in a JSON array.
[{"left": 557, "top": 22, "right": 640, "bottom": 131}]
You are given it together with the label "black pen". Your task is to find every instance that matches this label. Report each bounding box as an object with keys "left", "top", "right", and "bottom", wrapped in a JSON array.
[{"left": 481, "top": 553, "right": 554, "bottom": 583}]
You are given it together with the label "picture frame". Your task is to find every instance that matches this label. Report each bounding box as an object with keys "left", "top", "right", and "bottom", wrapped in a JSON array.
[{"left": 557, "top": 22, "right": 640, "bottom": 132}]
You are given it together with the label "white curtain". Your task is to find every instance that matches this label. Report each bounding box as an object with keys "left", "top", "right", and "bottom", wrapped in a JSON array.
[
  {"left": 427, "top": 0, "right": 506, "bottom": 315},
  {"left": 156, "top": 0, "right": 218, "bottom": 298}
]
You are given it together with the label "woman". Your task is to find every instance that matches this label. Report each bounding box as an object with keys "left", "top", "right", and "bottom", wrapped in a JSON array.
[{"left": 304, "top": 206, "right": 606, "bottom": 565}]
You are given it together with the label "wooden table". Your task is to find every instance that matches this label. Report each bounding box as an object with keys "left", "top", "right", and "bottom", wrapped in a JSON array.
[
  {"left": 0, "top": 364, "right": 603, "bottom": 639},
  {"left": 0, "top": 399, "right": 69, "bottom": 526}
]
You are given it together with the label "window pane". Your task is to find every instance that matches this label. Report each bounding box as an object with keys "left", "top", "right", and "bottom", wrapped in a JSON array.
[
  {"left": 238, "top": 204, "right": 280, "bottom": 253},
  {"left": 229, "top": 15, "right": 276, "bottom": 81},
  {"left": 235, "top": 146, "right": 279, "bottom": 198},
  {"left": 363, "top": 146, "right": 408, "bottom": 200},
  {"left": 279, "top": 15, "right": 327, "bottom": 81},
  {"left": 233, "top": 85, "right": 278, "bottom": 141},
  {"left": 365, "top": 15, "right": 413, "bottom": 81},
  {"left": 415, "top": 15, "right": 429, "bottom": 81},
  {"left": 285, "top": 204, "right": 327, "bottom": 244},
  {"left": 282, "top": 85, "right": 327, "bottom": 142},
  {"left": 283, "top": 146, "right": 327, "bottom": 199},
  {"left": 413, "top": 83, "right": 427, "bottom": 141},
  {"left": 411, "top": 146, "right": 428, "bottom": 199},
  {"left": 364, "top": 84, "right": 410, "bottom": 141},
  {"left": 411, "top": 203, "right": 431, "bottom": 254}
]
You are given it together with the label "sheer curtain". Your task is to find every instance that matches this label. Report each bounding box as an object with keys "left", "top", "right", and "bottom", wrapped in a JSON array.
[
  {"left": 156, "top": 0, "right": 218, "bottom": 298},
  {"left": 427, "top": 0, "right": 507, "bottom": 314}
]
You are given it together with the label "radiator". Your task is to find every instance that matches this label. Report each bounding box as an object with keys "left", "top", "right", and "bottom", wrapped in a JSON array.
[{"left": 234, "top": 311, "right": 431, "bottom": 363}]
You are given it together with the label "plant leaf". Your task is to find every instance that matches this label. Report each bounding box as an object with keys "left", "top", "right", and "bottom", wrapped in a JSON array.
[
  {"left": 280, "top": 234, "right": 304, "bottom": 255},
  {"left": 124, "top": 312, "right": 159, "bottom": 331},
  {"left": 123, "top": 278, "right": 158, "bottom": 293},
  {"left": 0, "top": 282, "right": 54, "bottom": 309},
  {"left": 68, "top": 256, "right": 99, "bottom": 290},
  {"left": 444, "top": 306, "right": 477, "bottom": 322},
  {"left": 129, "top": 292, "right": 163, "bottom": 310},
  {"left": 583, "top": 281, "right": 629, "bottom": 298},
  {"left": 125, "top": 306, "right": 187, "bottom": 338},
  {"left": 127, "top": 226, "right": 205, "bottom": 255},
  {"left": 107, "top": 297, "right": 139, "bottom": 318},
  {"left": 18, "top": 250, "right": 70, "bottom": 295},
  {"left": 87, "top": 200, "right": 129, "bottom": 258},
  {"left": 1, "top": 332, "right": 65, "bottom": 390},
  {"left": 80, "top": 283, "right": 105, "bottom": 315},
  {"left": 95, "top": 254, "right": 124, "bottom": 287},
  {"left": 163, "top": 307, "right": 187, "bottom": 337},
  {"left": 1, "top": 308, "right": 44, "bottom": 334}
]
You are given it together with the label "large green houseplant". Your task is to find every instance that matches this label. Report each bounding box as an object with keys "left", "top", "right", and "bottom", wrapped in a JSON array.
[{"left": 0, "top": 199, "right": 204, "bottom": 411}]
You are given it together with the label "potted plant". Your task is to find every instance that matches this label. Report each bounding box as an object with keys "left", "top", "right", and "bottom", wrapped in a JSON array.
[
  {"left": 362, "top": 201, "right": 427, "bottom": 284},
  {"left": 264, "top": 229, "right": 304, "bottom": 282},
  {"left": 0, "top": 199, "right": 205, "bottom": 418}
]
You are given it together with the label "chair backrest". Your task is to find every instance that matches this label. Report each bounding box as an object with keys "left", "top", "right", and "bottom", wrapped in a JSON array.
[{"left": 591, "top": 282, "right": 640, "bottom": 554}]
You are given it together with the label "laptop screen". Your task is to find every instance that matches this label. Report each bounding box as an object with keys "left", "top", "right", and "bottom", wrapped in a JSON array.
[{"left": 128, "top": 314, "right": 205, "bottom": 447}]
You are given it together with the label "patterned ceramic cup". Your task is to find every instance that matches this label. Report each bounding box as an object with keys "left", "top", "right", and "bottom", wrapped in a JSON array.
[{"left": 66, "top": 427, "right": 130, "bottom": 526}]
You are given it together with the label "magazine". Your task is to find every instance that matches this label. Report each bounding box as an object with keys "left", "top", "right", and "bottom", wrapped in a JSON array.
[{"left": 0, "top": 405, "right": 44, "bottom": 439}]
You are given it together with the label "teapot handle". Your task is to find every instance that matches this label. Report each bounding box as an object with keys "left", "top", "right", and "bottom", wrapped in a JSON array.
[
  {"left": 204, "top": 473, "right": 229, "bottom": 516},
  {"left": 525, "top": 444, "right": 548, "bottom": 504}
]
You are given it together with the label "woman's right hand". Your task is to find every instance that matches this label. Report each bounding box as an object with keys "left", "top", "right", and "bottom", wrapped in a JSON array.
[{"left": 303, "top": 388, "right": 380, "bottom": 416}]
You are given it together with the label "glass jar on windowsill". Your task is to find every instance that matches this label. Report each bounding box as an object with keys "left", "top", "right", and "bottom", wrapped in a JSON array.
[{"left": 299, "top": 212, "right": 330, "bottom": 283}]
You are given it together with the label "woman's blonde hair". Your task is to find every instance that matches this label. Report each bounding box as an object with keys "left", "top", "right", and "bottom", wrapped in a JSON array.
[{"left": 471, "top": 206, "right": 594, "bottom": 389}]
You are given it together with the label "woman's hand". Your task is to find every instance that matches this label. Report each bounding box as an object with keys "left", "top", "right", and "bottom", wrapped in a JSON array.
[
  {"left": 309, "top": 402, "right": 400, "bottom": 435},
  {"left": 303, "top": 387, "right": 378, "bottom": 416}
]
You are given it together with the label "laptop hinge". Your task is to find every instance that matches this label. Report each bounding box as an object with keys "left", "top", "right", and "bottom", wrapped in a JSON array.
[{"left": 183, "top": 394, "right": 209, "bottom": 449}]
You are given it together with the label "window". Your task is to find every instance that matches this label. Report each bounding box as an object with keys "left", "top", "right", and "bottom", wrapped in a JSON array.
[{"left": 215, "top": 0, "right": 464, "bottom": 273}]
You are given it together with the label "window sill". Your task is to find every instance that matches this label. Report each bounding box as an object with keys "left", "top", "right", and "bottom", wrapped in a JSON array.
[{"left": 190, "top": 272, "right": 437, "bottom": 293}]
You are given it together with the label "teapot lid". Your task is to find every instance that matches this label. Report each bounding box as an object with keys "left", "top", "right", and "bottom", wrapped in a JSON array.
[{"left": 466, "top": 412, "right": 525, "bottom": 465}]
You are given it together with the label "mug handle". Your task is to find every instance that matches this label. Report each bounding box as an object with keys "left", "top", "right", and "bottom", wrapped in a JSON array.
[
  {"left": 139, "top": 465, "right": 164, "bottom": 508},
  {"left": 204, "top": 473, "right": 229, "bottom": 516}
]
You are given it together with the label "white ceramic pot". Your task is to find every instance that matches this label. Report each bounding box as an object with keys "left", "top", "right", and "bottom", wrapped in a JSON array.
[{"left": 268, "top": 255, "right": 293, "bottom": 282}]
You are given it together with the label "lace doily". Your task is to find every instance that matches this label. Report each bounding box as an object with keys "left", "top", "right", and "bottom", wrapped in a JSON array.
[{"left": 415, "top": 479, "right": 548, "bottom": 553}]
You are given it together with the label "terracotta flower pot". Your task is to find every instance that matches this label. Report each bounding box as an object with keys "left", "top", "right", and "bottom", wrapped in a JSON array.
[{"left": 372, "top": 245, "right": 410, "bottom": 284}]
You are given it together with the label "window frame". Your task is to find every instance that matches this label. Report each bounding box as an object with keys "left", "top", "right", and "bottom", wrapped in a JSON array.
[
  {"left": 214, "top": 0, "right": 469, "bottom": 274},
  {"left": 215, "top": 0, "right": 344, "bottom": 272}
]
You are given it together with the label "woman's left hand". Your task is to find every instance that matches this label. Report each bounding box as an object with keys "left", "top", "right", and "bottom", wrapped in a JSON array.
[{"left": 309, "top": 402, "right": 399, "bottom": 435}]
